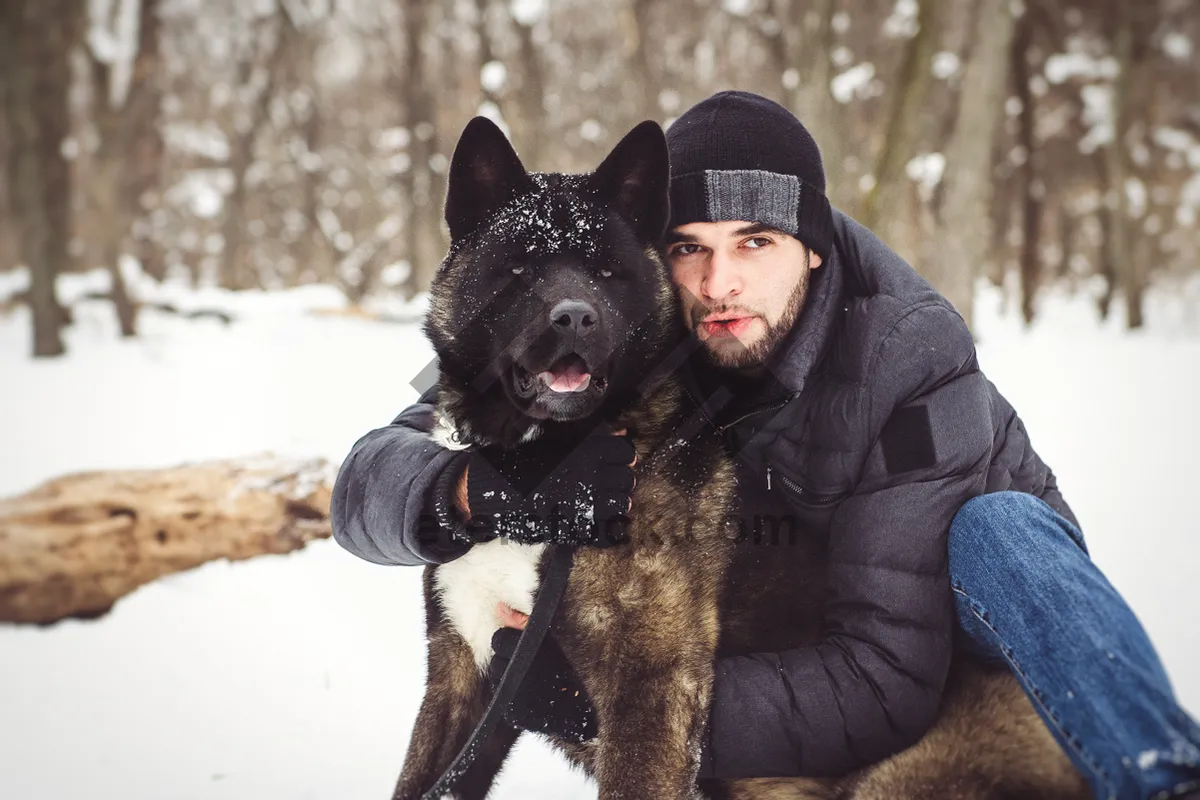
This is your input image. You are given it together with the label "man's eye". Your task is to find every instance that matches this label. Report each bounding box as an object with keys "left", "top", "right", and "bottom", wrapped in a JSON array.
[
  {"left": 671, "top": 243, "right": 702, "bottom": 256},
  {"left": 744, "top": 237, "right": 772, "bottom": 249}
]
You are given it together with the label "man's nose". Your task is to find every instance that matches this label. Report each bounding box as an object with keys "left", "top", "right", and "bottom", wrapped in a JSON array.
[
  {"left": 549, "top": 299, "right": 598, "bottom": 337},
  {"left": 702, "top": 251, "right": 742, "bottom": 301}
]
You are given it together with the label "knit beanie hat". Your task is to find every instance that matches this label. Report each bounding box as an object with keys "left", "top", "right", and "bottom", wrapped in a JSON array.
[{"left": 665, "top": 90, "right": 834, "bottom": 261}]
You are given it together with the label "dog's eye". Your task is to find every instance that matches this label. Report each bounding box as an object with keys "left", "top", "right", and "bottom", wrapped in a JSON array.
[
  {"left": 599, "top": 268, "right": 613, "bottom": 278},
  {"left": 511, "top": 266, "right": 524, "bottom": 275}
]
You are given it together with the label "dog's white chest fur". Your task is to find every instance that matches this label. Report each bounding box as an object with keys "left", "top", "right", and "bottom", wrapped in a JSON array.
[
  {"left": 428, "top": 412, "right": 547, "bottom": 670},
  {"left": 433, "top": 538, "right": 546, "bottom": 671}
]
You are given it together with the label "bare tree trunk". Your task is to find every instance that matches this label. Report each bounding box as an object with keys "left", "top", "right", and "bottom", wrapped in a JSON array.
[
  {"left": 511, "top": 14, "right": 547, "bottom": 171},
  {"left": 462, "top": 2, "right": 545, "bottom": 171},
  {"left": 1127, "top": 232, "right": 1150, "bottom": 329},
  {"left": 396, "top": 0, "right": 445, "bottom": 296},
  {"left": 1056, "top": 205, "right": 1075, "bottom": 280},
  {"left": 987, "top": 133, "right": 1016, "bottom": 286},
  {"left": 1096, "top": 210, "right": 1118, "bottom": 319},
  {"left": 299, "top": 94, "right": 327, "bottom": 281},
  {"left": 1011, "top": 7, "right": 1041, "bottom": 325},
  {"left": 1103, "top": 14, "right": 1135, "bottom": 326},
  {"left": 88, "top": 155, "right": 140, "bottom": 337},
  {"left": 473, "top": 0, "right": 507, "bottom": 113},
  {"left": 220, "top": 7, "right": 292, "bottom": 291},
  {"left": 0, "top": 0, "right": 82, "bottom": 358},
  {"left": 221, "top": 143, "right": 254, "bottom": 290},
  {"left": 1120, "top": 7, "right": 1157, "bottom": 330},
  {"left": 1091, "top": 151, "right": 1118, "bottom": 319},
  {"left": 86, "top": 0, "right": 164, "bottom": 338},
  {"left": 859, "top": 0, "right": 941, "bottom": 240},
  {"left": 275, "top": 8, "right": 326, "bottom": 287},
  {"left": 0, "top": 103, "right": 18, "bottom": 273},
  {"left": 781, "top": 0, "right": 850, "bottom": 212},
  {"left": 126, "top": 0, "right": 166, "bottom": 293},
  {"left": 220, "top": 62, "right": 257, "bottom": 291},
  {"left": 625, "top": 0, "right": 659, "bottom": 124},
  {"left": 930, "top": 0, "right": 1017, "bottom": 330}
]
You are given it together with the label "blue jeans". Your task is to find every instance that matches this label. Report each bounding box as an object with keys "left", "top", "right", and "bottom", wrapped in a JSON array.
[{"left": 950, "top": 492, "right": 1200, "bottom": 800}]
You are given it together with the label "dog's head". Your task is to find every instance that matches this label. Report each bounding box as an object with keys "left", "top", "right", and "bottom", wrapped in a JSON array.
[{"left": 425, "top": 117, "right": 679, "bottom": 445}]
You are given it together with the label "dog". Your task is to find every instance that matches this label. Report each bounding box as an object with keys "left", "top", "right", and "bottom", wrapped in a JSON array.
[{"left": 391, "top": 117, "right": 1089, "bottom": 800}]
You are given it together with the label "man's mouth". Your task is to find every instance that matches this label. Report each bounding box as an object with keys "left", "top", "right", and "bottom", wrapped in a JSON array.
[
  {"left": 699, "top": 315, "right": 757, "bottom": 338},
  {"left": 514, "top": 354, "right": 607, "bottom": 395}
]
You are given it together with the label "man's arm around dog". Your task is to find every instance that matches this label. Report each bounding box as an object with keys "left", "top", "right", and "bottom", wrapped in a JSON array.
[{"left": 330, "top": 386, "right": 469, "bottom": 566}]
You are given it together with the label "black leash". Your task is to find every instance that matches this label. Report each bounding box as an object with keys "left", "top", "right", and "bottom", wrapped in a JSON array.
[{"left": 419, "top": 543, "right": 576, "bottom": 800}]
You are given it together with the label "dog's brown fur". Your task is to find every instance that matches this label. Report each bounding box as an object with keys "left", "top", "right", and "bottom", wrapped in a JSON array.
[
  {"left": 394, "top": 374, "right": 739, "bottom": 800},
  {"left": 392, "top": 119, "right": 1089, "bottom": 800}
]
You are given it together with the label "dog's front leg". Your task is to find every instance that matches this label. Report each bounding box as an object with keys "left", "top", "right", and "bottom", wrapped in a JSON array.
[
  {"left": 392, "top": 658, "right": 519, "bottom": 800},
  {"left": 561, "top": 528, "right": 725, "bottom": 800},
  {"left": 392, "top": 569, "right": 520, "bottom": 800},
  {"left": 590, "top": 654, "right": 714, "bottom": 800}
]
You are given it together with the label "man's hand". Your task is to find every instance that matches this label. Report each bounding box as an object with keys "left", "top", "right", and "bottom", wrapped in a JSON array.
[
  {"left": 455, "top": 464, "right": 471, "bottom": 517},
  {"left": 495, "top": 602, "right": 529, "bottom": 630},
  {"left": 489, "top": 607, "right": 598, "bottom": 743},
  {"left": 456, "top": 429, "right": 634, "bottom": 518},
  {"left": 461, "top": 430, "right": 636, "bottom": 546}
]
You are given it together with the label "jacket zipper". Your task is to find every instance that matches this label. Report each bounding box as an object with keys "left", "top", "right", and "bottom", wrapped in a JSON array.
[
  {"left": 680, "top": 382, "right": 793, "bottom": 436},
  {"left": 767, "top": 464, "right": 844, "bottom": 506},
  {"left": 716, "top": 396, "right": 792, "bottom": 434}
]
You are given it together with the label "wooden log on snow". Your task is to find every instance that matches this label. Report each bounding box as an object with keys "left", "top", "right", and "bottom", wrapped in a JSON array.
[{"left": 0, "top": 455, "right": 337, "bottom": 625}]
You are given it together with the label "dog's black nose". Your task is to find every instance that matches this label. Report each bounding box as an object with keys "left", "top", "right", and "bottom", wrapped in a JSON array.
[{"left": 549, "top": 300, "right": 598, "bottom": 336}]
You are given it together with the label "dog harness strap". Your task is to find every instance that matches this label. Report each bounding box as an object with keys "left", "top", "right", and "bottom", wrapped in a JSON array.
[{"left": 419, "top": 544, "right": 576, "bottom": 800}]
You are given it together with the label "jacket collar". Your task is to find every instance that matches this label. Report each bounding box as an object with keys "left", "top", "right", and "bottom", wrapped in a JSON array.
[{"left": 763, "top": 219, "right": 844, "bottom": 395}]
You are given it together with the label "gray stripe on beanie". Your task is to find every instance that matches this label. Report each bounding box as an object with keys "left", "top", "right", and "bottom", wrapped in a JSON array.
[{"left": 703, "top": 169, "right": 801, "bottom": 235}]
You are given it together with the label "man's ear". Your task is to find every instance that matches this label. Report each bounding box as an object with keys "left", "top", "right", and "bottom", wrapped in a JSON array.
[
  {"left": 585, "top": 120, "right": 670, "bottom": 244},
  {"left": 445, "top": 117, "right": 533, "bottom": 242}
]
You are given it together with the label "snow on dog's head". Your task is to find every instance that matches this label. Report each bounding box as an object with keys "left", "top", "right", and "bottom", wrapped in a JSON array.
[{"left": 425, "top": 118, "right": 680, "bottom": 446}]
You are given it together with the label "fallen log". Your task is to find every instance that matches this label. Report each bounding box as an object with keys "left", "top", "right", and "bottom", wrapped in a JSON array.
[
  {"left": 0, "top": 289, "right": 236, "bottom": 325},
  {"left": 0, "top": 455, "right": 337, "bottom": 625}
]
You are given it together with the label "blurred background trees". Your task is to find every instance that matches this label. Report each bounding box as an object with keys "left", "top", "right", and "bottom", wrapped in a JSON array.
[{"left": 2, "top": 0, "right": 1199, "bottom": 356}]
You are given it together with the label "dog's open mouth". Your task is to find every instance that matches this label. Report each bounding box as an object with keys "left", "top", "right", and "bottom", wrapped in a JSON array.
[
  {"left": 514, "top": 355, "right": 608, "bottom": 397},
  {"left": 539, "top": 354, "right": 590, "bottom": 393}
]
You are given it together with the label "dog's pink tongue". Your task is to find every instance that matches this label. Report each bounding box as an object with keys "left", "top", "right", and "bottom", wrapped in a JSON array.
[{"left": 538, "top": 360, "right": 591, "bottom": 393}]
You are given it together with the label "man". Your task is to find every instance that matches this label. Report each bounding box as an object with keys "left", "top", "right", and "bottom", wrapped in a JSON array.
[{"left": 331, "top": 92, "right": 1200, "bottom": 799}]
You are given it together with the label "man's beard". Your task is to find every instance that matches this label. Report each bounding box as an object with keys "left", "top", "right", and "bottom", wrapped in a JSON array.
[{"left": 692, "top": 260, "right": 811, "bottom": 370}]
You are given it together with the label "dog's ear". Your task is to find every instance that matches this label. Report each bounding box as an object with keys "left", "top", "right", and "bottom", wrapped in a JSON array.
[
  {"left": 586, "top": 120, "right": 670, "bottom": 243},
  {"left": 445, "top": 117, "right": 533, "bottom": 242}
]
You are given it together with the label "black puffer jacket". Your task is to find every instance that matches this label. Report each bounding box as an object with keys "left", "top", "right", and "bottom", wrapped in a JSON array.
[
  {"left": 682, "top": 211, "right": 1076, "bottom": 778},
  {"left": 330, "top": 210, "right": 1076, "bottom": 778}
]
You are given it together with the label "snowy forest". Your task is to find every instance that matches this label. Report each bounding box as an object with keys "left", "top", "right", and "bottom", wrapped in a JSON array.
[
  {"left": 2, "top": 0, "right": 1200, "bottom": 358},
  {"left": 2, "top": 2, "right": 1199, "bottom": 799}
]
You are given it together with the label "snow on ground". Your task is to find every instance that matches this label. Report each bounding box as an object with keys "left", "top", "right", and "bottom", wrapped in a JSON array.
[{"left": 0, "top": 276, "right": 1197, "bottom": 800}]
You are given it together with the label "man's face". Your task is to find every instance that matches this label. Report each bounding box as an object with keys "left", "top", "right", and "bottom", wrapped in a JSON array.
[{"left": 665, "top": 220, "right": 822, "bottom": 370}]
